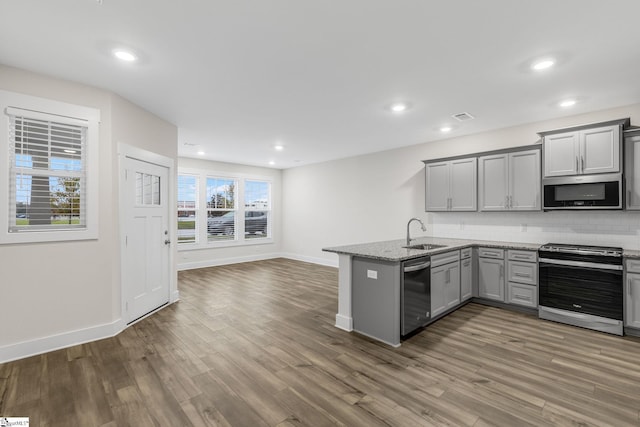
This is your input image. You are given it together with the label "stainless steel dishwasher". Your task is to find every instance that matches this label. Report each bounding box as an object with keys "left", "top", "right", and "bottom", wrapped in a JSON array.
[{"left": 401, "top": 256, "right": 431, "bottom": 336}]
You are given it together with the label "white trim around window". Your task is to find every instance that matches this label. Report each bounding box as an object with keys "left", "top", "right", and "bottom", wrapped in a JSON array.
[
  {"left": 0, "top": 90, "right": 100, "bottom": 244},
  {"left": 177, "top": 168, "right": 273, "bottom": 250}
]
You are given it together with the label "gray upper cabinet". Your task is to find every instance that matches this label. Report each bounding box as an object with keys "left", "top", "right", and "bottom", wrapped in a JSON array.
[
  {"left": 543, "top": 124, "right": 621, "bottom": 177},
  {"left": 478, "top": 149, "right": 541, "bottom": 211},
  {"left": 425, "top": 157, "right": 477, "bottom": 212},
  {"left": 625, "top": 131, "right": 640, "bottom": 210}
]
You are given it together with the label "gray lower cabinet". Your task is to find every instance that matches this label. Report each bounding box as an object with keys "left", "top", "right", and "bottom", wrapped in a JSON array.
[
  {"left": 478, "top": 248, "right": 505, "bottom": 301},
  {"left": 625, "top": 260, "right": 640, "bottom": 329},
  {"left": 431, "top": 250, "right": 461, "bottom": 317},
  {"left": 460, "top": 250, "right": 472, "bottom": 302},
  {"left": 351, "top": 257, "right": 400, "bottom": 346},
  {"left": 506, "top": 250, "right": 538, "bottom": 308}
]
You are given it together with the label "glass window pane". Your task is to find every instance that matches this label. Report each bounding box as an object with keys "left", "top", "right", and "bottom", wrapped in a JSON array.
[
  {"left": 177, "top": 210, "right": 196, "bottom": 243},
  {"left": 245, "top": 180, "right": 269, "bottom": 209},
  {"left": 143, "top": 173, "right": 152, "bottom": 205},
  {"left": 245, "top": 210, "right": 268, "bottom": 239},
  {"left": 152, "top": 175, "right": 160, "bottom": 205},
  {"left": 207, "top": 178, "right": 235, "bottom": 209},
  {"left": 177, "top": 175, "right": 197, "bottom": 244},
  {"left": 135, "top": 172, "right": 143, "bottom": 205},
  {"left": 207, "top": 210, "right": 235, "bottom": 242}
]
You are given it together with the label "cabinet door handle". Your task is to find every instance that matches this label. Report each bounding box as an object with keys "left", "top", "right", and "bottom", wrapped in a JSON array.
[
  {"left": 581, "top": 156, "right": 584, "bottom": 172},
  {"left": 576, "top": 156, "right": 579, "bottom": 173},
  {"left": 514, "top": 272, "right": 529, "bottom": 277},
  {"left": 629, "top": 278, "right": 632, "bottom": 297}
]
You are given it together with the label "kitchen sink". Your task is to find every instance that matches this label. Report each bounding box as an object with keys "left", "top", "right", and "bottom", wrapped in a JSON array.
[{"left": 403, "top": 243, "right": 446, "bottom": 251}]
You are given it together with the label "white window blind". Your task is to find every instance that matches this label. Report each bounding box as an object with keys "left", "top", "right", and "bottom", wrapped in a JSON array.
[{"left": 7, "top": 107, "right": 88, "bottom": 232}]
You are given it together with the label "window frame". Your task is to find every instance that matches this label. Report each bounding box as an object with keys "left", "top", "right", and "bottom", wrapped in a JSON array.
[
  {"left": 177, "top": 167, "right": 273, "bottom": 250},
  {"left": 0, "top": 90, "right": 100, "bottom": 244}
]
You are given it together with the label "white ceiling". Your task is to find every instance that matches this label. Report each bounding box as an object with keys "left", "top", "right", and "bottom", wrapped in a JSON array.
[{"left": 1, "top": 1, "right": 640, "bottom": 169}]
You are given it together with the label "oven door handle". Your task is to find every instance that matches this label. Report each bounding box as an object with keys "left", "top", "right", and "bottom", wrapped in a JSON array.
[{"left": 538, "top": 257, "right": 623, "bottom": 271}]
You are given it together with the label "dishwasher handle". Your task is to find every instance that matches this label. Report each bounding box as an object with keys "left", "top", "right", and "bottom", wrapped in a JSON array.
[{"left": 404, "top": 261, "right": 431, "bottom": 273}]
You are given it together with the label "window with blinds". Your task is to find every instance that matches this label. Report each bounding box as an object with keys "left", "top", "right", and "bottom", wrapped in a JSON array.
[
  {"left": 176, "top": 168, "right": 273, "bottom": 249},
  {"left": 8, "top": 108, "right": 88, "bottom": 232}
]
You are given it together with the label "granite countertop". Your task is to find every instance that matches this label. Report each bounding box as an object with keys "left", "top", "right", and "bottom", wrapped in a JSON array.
[
  {"left": 322, "top": 237, "right": 541, "bottom": 262},
  {"left": 324, "top": 237, "right": 640, "bottom": 261}
]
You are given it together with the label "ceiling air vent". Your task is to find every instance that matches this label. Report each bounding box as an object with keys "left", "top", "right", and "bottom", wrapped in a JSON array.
[{"left": 452, "top": 112, "right": 475, "bottom": 122}]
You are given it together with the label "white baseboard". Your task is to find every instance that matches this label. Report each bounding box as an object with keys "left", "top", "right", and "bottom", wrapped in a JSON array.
[
  {"left": 335, "top": 314, "right": 353, "bottom": 331},
  {"left": 177, "top": 251, "right": 339, "bottom": 270},
  {"left": 177, "top": 252, "right": 283, "bottom": 271},
  {"left": 0, "top": 302, "right": 179, "bottom": 364},
  {"left": 2, "top": 252, "right": 336, "bottom": 363},
  {"left": 280, "top": 252, "right": 338, "bottom": 268},
  {"left": 0, "top": 319, "right": 122, "bottom": 364}
]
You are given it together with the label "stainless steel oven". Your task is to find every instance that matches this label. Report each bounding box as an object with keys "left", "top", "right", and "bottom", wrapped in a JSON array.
[{"left": 538, "top": 243, "right": 623, "bottom": 335}]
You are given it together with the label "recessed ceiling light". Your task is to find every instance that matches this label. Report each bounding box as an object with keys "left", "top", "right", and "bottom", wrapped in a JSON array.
[
  {"left": 269, "top": 161, "right": 275, "bottom": 166},
  {"left": 390, "top": 103, "right": 408, "bottom": 113},
  {"left": 559, "top": 99, "right": 576, "bottom": 108},
  {"left": 197, "top": 151, "right": 205, "bottom": 156},
  {"left": 113, "top": 49, "right": 137, "bottom": 62},
  {"left": 274, "top": 144, "right": 284, "bottom": 151},
  {"left": 440, "top": 126, "right": 452, "bottom": 133},
  {"left": 531, "top": 58, "right": 555, "bottom": 71}
]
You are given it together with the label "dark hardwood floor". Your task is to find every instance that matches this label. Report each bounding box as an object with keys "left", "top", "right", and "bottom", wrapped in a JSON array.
[{"left": 2, "top": 258, "right": 640, "bottom": 426}]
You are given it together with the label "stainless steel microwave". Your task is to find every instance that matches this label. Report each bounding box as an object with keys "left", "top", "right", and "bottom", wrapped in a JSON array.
[{"left": 542, "top": 173, "right": 623, "bottom": 210}]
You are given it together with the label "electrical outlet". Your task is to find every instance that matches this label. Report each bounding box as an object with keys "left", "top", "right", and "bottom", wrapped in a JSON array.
[{"left": 367, "top": 270, "right": 378, "bottom": 279}]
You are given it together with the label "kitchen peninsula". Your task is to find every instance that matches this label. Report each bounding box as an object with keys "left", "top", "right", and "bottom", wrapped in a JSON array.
[{"left": 323, "top": 237, "right": 542, "bottom": 346}]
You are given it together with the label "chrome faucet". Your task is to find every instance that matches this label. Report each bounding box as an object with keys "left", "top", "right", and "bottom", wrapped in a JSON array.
[{"left": 406, "top": 217, "right": 427, "bottom": 246}]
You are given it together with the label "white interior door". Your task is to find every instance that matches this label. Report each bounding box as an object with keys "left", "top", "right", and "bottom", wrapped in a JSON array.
[{"left": 123, "top": 157, "right": 170, "bottom": 324}]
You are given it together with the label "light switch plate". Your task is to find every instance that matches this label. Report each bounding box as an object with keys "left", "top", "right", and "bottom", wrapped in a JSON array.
[{"left": 367, "top": 269, "right": 378, "bottom": 279}]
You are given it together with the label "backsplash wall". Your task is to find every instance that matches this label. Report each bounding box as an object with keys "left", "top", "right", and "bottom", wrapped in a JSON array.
[{"left": 429, "top": 211, "right": 640, "bottom": 249}]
